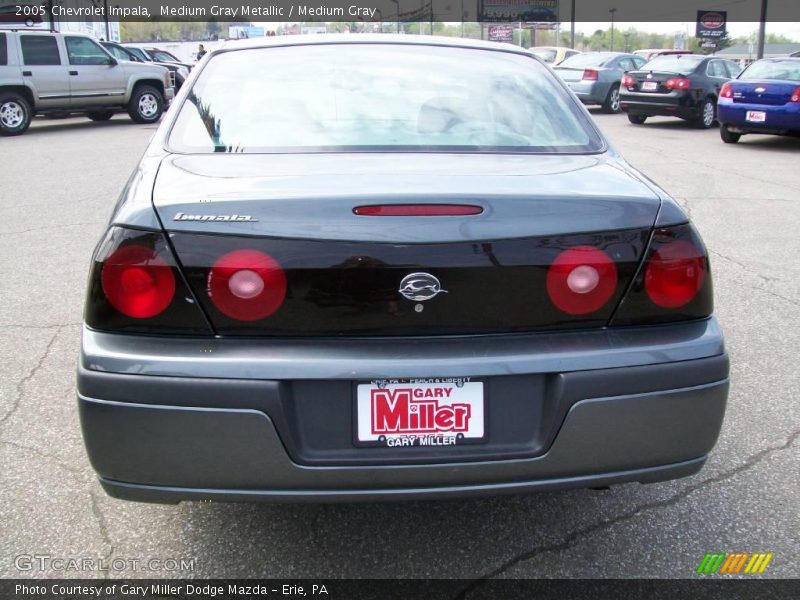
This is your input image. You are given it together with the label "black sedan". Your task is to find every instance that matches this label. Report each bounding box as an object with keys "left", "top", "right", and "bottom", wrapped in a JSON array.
[
  {"left": 78, "top": 36, "right": 728, "bottom": 504},
  {"left": 620, "top": 54, "right": 740, "bottom": 128}
]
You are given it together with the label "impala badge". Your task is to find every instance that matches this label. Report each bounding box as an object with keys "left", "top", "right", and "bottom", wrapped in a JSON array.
[
  {"left": 398, "top": 273, "right": 447, "bottom": 302},
  {"left": 755, "top": 87, "right": 766, "bottom": 93}
]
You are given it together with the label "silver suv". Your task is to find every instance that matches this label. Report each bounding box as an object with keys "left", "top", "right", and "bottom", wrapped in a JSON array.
[{"left": 0, "top": 30, "right": 174, "bottom": 136}]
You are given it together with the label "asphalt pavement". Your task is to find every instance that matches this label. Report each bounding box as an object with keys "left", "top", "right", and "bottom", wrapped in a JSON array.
[{"left": 1, "top": 111, "right": 798, "bottom": 583}]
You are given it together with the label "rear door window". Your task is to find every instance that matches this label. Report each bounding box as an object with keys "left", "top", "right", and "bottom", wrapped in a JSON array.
[
  {"left": 707, "top": 60, "right": 728, "bottom": 79},
  {"left": 65, "top": 36, "right": 111, "bottom": 65},
  {"left": 21, "top": 35, "right": 61, "bottom": 65}
]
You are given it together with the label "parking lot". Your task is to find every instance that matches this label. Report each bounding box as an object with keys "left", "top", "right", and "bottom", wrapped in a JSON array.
[{"left": 1, "top": 111, "right": 798, "bottom": 582}]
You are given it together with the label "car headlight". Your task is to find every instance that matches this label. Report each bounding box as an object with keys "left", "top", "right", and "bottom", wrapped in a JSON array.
[{"left": 177, "top": 67, "right": 189, "bottom": 79}]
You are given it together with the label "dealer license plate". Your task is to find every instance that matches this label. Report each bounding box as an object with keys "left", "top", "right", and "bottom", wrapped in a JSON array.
[
  {"left": 746, "top": 111, "right": 766, "bottom": 123},
  {"left": 356, "top": 379, "right": 485, "bottom": 447},
  {"left": 641, "top": 81, "right": 658, "bottom": 91}
]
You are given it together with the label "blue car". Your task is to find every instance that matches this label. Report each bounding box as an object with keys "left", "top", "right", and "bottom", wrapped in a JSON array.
[{"left": 718, "top": 57, "right": 800, "bottom": 143}]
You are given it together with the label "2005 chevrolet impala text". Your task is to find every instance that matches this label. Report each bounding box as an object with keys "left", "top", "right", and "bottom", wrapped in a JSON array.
[{"left": 78, "top": 35, "right": 729, "bottom": 503}]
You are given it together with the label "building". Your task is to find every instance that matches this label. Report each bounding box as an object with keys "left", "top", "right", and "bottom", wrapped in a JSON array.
[{"left": 716, "top": 43, "right": 800, "bottom": 62}]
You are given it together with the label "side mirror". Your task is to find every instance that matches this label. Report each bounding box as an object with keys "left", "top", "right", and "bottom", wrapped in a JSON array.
[{"left": 108, "top": 57, "right": 118, "bottom": 66}]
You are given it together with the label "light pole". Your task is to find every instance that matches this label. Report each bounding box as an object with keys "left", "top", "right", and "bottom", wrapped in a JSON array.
[
  {"left": 609, "top": 8, "right": 617, "bottom": 51},
  {"left": 461, "top": 0, "right": 465, "bottom": 37},
  {"left": 570, "top": 0, "right": 576, "bottom": 49}
]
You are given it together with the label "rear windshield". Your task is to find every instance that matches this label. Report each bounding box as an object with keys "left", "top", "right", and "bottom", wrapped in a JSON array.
[
  {"left": 168, "top": 44, "right": 603, "bottom": 154},
  {"left": 642, "top": 55, "right": 703, "bottom": 74},
  {"left": 531, "top": 48, "right": 556, "bottom": 63},
  {"left": 558, "top": 53, "right": 611, "bottom": 68},
  {"left": 739, "top": 60, "right": 800, "bottom": 82}
]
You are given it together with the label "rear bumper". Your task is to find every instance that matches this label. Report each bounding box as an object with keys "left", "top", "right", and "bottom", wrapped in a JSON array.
[
  {"left": 620, "top": 90, "right": 700, "bottom": 119},
  {"left": 78, "top": 320, "right": 729, "bottom": 503},
  {"left": 718, "top": 101, "right": 800, "bottom": 133},
  {"left": 565, "top": 80, "right": 608, "bottom": 104}
]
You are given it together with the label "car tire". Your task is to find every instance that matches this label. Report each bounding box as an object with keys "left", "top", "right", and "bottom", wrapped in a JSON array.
[
  {"left": 720, "top": 126, "right": 741, "bottom": 144},
  {"left": 695, "top": 98, "right": 716, "bottom": 129},
  {"left": 127, "top": 85, "right": 164, "bottom": 124},
  {"left": 0, "top": 92, "right": 32, "bottom": 136},
  {"left": 601, "top": 85, "right": 621, "bottom": 114},
  {"left": 627, "top": 113, "right": 647, "bottom": 125},
  {"left": 87, "top": 110, "right": 115, "bottom": 122}
]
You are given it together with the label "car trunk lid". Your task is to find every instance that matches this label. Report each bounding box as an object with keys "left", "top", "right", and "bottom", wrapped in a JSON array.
[
  {"left": 730, "top": 80, "right": 798, "bottom": 106},
  {"left": 153, "top": 153, "right": 660, "bottom": 336}
]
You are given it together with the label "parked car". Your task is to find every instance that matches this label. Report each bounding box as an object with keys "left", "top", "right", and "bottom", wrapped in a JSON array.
[
  {"left": 144, "top": 47, "right": 183, "bottom": 64},
  {"left": 0, "top": 30, "right": 173, "bottom": 135},
  {"left": 717, "top": 57, "right": 800, "bottom": 143},
  {"left": 633, "top": 49, "right": 693, "bottom": 62},
  {"left": 529, "top": 46, "right": 580, "bottom": 65},
  {"left": 620, "top": 54, "right": 739, "bottom": 128},
  {"left": 78, "top": 36, "right": 728, "bottom": 504},
  {"left": 121, "top": 45, "right": 191, "bottom": 91},
  {"left": 124, "top": 44, "right": 192, "bottom": 71},
  {"left": 102, "top": 41, "right": 186, "bottom": 92},
  {"left": 554, "top": 51, "right": 646, "bottom": 113}
]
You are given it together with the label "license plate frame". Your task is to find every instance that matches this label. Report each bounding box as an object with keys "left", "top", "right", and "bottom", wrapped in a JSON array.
[
  {"left": 641, "top": 81, "right": 659, "bottom": 91},
  {"left": 354, "top": 378, "right": 486, "bottom": 448},
  {"left": 746, "top": 110, "right": 766, "bottom": 123}
]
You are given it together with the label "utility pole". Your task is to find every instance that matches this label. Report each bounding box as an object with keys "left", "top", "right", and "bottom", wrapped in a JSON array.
[{"left": 757, "top": 0, "right": 767, "bottom": 59}]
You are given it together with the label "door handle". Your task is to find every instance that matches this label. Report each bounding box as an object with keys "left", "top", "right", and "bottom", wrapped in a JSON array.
[
  {"left": 69, "top": 70, "right": 78, "bottom": 76},
  {"left": 22, "top": 71, "right": 32, "bottom": 76}
]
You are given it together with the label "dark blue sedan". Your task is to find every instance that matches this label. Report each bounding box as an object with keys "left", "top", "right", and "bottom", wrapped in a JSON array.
[{"left": 718, "top": 57, "right": 800, "bottom": 143}]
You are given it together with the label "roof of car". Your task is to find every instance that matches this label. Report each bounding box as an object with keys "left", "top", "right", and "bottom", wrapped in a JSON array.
[{"left": 215, "top": 34, "right": 536, "bottom": 56}]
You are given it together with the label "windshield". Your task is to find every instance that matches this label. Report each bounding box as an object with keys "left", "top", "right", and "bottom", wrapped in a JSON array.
[
  {"left": 558, "top": 53, "right": 611, "bottom": 68},
  {"left": 152, "top": 50, "right": 178, "bottom": 62},
  {"left": 168, "top": 44, "right": 603, "bottom": 154},
  {"left": 739, "top": 60, "right": 800, "bottom": 82},
  {"left": 642, "top": 55, "right": 703, "bottom": 74},
  {"left": 531, "top": 48, "right": 556, "bottom": 63},
  {"left": 125, "top": 47, "right": 148, "bottom": 61}
]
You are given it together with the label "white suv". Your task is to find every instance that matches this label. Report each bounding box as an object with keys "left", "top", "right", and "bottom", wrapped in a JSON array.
[{"left": 0, "top": 30, "right": 174, "bottom": 135}]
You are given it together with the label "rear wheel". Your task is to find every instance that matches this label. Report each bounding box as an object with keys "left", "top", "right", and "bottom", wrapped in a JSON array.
[
  {"left": 627, "top": 113, "right": 647, "bottom": 125},
  {"left": 695, "top": 99, "right": 716, "bottom": 129},
  {"left": 87, "top": 110, "right": 114, "bottom": 122},
  {"left": 720, "top": 126, "right": 741, "bottom": 144},
  {"left": 127, "top": 85, "right": 164, "bottom": 124},
  {"left": 0, "top": 92, "right": 32, "bottom": 136},
  {"left": 601, "top": 85, "right": 621, "bottom": 113}
]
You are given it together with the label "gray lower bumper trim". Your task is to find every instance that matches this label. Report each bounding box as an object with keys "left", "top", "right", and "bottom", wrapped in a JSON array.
[
  {"left": 99, "top": 457, "right": 707, "bottom": 504},
  {"left": 81, "top": 318, "right": 725, "bottom": 380}
]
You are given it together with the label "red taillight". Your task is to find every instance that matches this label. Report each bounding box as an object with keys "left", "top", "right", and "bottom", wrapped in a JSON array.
[
  {"left": 644, "top": 240, "right": 706, "bottom": 309},
  {"left": 720, "top": 82, "right": 733, "bottom": 99},
  {"left": 101, "top": 245, "right": 176, "bottom": 318},
  {"left": 664, "top": 77, "right": 691, "bottom": 90},
  {"left": 207, "top": 249, "right": 287, "bottom": 321},
  {"left": 354, "top": 204, "right": 483, "bottom": 217},
  {"left": 621, "top": 74, "right": 635, "bottom": 87},
  {"left": 582, "top": 68, "right": 599, "bottom": 81},
  {"left": 546, "top": 246, "right": 618, "bottom": 315},
  {"left": 790, "top": 85, "right": 800, "bottom": 103}
]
